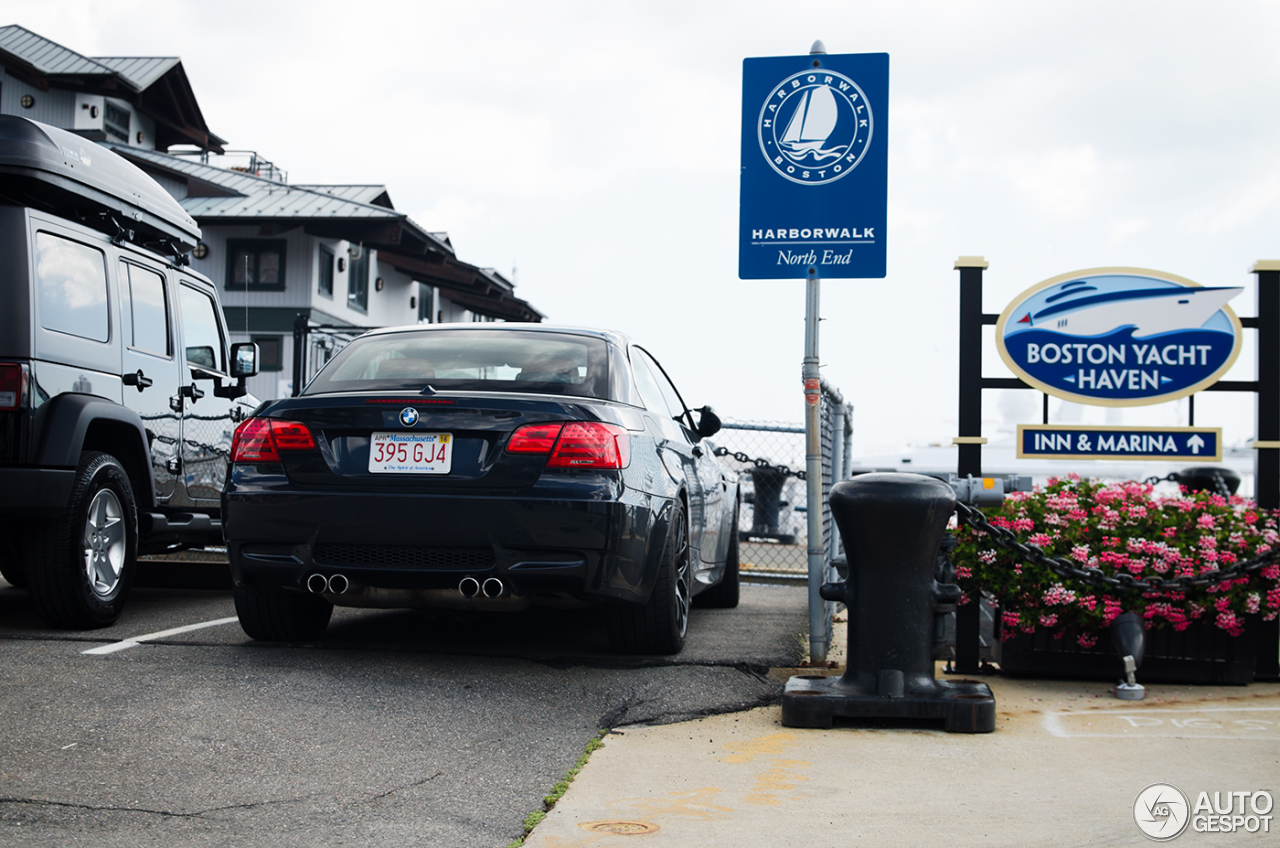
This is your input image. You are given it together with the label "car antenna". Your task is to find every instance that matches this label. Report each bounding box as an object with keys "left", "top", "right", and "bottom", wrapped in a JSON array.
[{"left": 420, "top": 385, "right": 437, "bottom": 395}]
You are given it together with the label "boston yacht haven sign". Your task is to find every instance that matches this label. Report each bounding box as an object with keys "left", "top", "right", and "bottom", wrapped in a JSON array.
[{"left": 995, "top": 268, "right": 1243, "bottom": 406}]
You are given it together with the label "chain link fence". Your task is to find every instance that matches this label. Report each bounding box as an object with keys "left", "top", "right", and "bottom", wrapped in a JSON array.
[{"left": 712, "top": 384, "right": 853, "bottom": 581}]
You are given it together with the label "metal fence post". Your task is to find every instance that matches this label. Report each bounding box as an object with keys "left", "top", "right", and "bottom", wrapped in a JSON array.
[
  {"left": 954, "top": 256, "right": 989, "bottom": 674},
  {"left": 291, "top": 313, "right": 309, "bottom": 398},
  {"left": 1252, "top": 260, "right": 1280, "bottom": 680},
  {"left": 804, "top": 272, "right": 828, "bottom": 663}
]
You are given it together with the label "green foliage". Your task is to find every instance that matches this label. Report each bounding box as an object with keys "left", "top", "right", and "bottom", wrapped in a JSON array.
[
  {"left": 951, "top": 475, "right": 1280, "bottom": 647},
  {"left": 508, "top": 729, "right": 609, "bottom": 846}
]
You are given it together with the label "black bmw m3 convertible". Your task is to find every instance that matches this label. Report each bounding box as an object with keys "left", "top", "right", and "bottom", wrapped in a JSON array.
[{"left": 223, "top": 324, "right": 740, "bottom": 654}]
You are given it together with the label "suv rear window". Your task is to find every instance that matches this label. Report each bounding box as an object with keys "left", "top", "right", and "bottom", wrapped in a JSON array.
[
  {"left": 303, "top": 330, "right": 610, "bottom": 399},
  {"left": 36, "top": 232, "right": 109, "bottom": 342}
]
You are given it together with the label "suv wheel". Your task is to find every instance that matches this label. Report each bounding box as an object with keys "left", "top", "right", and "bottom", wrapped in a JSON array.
[
  {"left": 27, "top": 452, "right": 137, "bottom": 628},
  {"left": 607, "top": 501, "right": 691, "bottom": 655}
]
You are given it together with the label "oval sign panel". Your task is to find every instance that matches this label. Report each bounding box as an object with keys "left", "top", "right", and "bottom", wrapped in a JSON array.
[{"left": 996, "top": 267, "right": 1243, "bottom": 406}]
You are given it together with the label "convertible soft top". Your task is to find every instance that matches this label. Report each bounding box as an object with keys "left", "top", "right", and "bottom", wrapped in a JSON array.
[{"left": 0, "top": 115, "right": 200, "bottom": 252}]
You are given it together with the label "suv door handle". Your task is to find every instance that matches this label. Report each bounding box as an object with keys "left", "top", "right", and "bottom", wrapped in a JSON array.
[
  {"left": 122, "top": 370, "right": 153, "bottom": 391},
  {"left": 181, "top": 383, "right": 204, "bottom": 402}
]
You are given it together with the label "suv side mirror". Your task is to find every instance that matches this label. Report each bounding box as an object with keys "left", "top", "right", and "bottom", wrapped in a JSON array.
[
  {"left": 695, "top": 405, "right": 722, "bottom": 439},
  {"left": 231, "top": 342, "right": 259, "bottom": 378},
  {"left": 214, "top": 342, "right": 258, "bottom": 400}
]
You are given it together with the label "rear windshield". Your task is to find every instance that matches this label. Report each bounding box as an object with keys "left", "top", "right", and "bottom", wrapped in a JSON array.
[{"left": 303, "top": 329, "right": 611, "bottom": 399}]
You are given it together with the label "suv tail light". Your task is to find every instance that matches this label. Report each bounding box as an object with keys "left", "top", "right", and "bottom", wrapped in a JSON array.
[
  {"left": 507, "top": 421, "right": 630, "bottom": 469},
  {"left": 0, "top": 363, "right": 23, "bottom": 411},
  {"left": 231, "top": 418, "right": 316, "bottom": 462}
]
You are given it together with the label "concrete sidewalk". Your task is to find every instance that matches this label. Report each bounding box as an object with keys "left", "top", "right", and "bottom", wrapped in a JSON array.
[{"left": 525, "top": 664, "right": 1280, "bottom": 847}]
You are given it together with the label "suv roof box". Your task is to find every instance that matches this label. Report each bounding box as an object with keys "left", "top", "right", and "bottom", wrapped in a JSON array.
[{"left": 0, "top": 115, "right": 200, "bottom": 253}]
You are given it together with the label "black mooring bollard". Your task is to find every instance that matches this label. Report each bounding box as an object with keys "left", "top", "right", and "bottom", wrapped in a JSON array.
[{"left": 781, "top": 472, "right": 997, "bottom": 733}]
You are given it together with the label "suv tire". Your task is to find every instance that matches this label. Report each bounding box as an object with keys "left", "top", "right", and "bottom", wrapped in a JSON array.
[
  {"left": 27, "top": 452, "right": 137, "bottom": 628},
  {"left": 607, "top": 501, "right": 691, "bottom": 655},
  {"left": 234, "top": 586, "right": 333, "bottom": 641}
]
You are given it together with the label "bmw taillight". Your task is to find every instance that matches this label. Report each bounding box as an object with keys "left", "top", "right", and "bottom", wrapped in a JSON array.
[
  {"left": 507, "top": 421, "right": 630, "bottom": 469},
  {"left": 0, "top": 363, "right": 23, "bottom": 411},
  {"left": 231, "top": 418, "right": 316, "bottom": 462}
]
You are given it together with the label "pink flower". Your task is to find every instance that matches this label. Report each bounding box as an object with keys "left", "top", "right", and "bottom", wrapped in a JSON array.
[
  {"left": 1198, "top": 513, "right": 1217, "bottom": 529},
  {"left": 1247, "top": 593, "right": 1261, "bottom": 614},
  {"left": 1038, "top": 614, "right": 1058, "bottom": 628},
  {"left": 1215, "top": 611, "right": 1244, "bottom": 636},
  {"left": 1162, "top": 527, "right": 1177, "bottom": 538},
  {"left": 1077, "top": 633, "right": 1097, "bottom": 648},
  {"left": 955, "top": 565, "right": 972, "bottom": 579},
  {"left": 1028, "top": 533, "right": 1051, "bottom": 547},
  {"left": 1070, "top": 546, "right": 1090, "bottom": 563}
]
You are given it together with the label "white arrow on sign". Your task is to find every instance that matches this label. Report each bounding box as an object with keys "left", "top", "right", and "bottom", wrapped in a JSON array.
[{"left": 1187, "top": 434, "right": 1206, "bottom": 454}]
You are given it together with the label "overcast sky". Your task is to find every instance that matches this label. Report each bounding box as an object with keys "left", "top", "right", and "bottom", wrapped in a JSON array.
[{"left": 16, "top": 0, "right": 1280, "bottom": 455}]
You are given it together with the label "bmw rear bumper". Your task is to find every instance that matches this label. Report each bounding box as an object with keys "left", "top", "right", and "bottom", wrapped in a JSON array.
[{"left": 223, "top": 470, "right": 665, "bottom": 606}]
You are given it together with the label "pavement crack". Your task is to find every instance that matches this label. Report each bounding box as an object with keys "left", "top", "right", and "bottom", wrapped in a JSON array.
[{"left": 370, "top": 770, "right": 445, "bottom": 800}]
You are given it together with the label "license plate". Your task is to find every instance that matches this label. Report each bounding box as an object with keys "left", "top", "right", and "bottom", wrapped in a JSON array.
[{"left": 368, "top": 432, "right": 453, "bottom": 474}]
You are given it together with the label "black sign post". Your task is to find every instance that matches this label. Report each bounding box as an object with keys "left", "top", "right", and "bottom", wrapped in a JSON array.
[{"left": 953, "top": 257, "right": 1280, "bottom": 680}]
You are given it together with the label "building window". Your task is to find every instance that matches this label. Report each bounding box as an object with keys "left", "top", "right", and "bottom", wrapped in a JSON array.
[
  {"left": 226, "top": 239, "right": 287, "bottom": 291},
  {"left": 347, "top": 249, "right": 368, "bottom": 312},
  {"left": 318, "top": 246, "right": 334, "bottom": 298},
  {"left": 251, "top": 335, "right": 283, "bottom": 372},
  {"left": 103, "top": 102, "right": 130, "bottom": 141},
  {"left": 418, "top": 285, "right": 434, "bottom": 322}
]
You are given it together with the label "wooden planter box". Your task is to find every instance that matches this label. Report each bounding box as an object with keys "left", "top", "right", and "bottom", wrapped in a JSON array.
[{"left": 997, "top": 617, "right": 1260, "bottom": 685}]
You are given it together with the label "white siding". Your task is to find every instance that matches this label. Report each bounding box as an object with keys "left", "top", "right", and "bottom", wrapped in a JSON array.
[{"left": 0, "top": 71, "right": 75, "bottom": 127}]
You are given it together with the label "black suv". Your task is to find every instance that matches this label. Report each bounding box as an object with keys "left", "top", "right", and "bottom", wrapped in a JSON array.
[{"left": 0, "top": 116, "right": 258, "bottom": 628}]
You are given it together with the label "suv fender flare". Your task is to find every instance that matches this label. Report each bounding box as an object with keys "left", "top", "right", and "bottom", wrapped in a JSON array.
[{"left": 32, "top": 393, "right": 157, "bottom": 508}]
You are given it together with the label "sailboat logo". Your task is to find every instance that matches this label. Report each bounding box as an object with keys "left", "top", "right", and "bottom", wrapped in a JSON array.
[{"left": 757, "top": 69, "right": 872, "bottom": 186}]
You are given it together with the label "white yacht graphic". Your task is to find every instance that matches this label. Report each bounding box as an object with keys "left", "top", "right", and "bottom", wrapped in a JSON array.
[
  {"left": 780, "top": 87, "right": 845, "bottom": 162},
  {"left": 1015, "top": 281, "right": 1241, "bottom": 338}
]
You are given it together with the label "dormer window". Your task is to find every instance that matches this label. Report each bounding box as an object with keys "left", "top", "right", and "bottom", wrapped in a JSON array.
[{"left": 103, "top": 102, "right": 130, "bottom": 141}]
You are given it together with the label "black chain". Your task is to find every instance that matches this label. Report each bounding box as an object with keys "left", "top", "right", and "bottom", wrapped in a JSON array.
[
  {"left": 711, "top": 447, "right": 806, "bottom": 480},
  {"left": 1143, "top": 471, "right": 1235, "bottom": 498},
  {"left": 953, "top": 500, "right": 1280, "bottom": 594}
]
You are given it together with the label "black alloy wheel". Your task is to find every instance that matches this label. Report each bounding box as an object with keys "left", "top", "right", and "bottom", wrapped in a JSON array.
[
  {"left": 27, "top": 452, "right": 137, "bottom": 628},
  {"left": 607, "top": 500, "right": 692, "bottom": 655},
  {"left": 694, "top": 500, "right": 740, "bottom": 609}
]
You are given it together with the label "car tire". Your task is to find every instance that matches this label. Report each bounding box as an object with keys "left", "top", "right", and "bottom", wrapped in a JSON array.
[
  {"left": 27, "top": 452, "right": 137, "bottom": 629},
  {"left": 234, "top": 586, "right": 333, "bottom": 641},
  {"left": 0, "top": 533, "right": 27, "bottom": 588},
  {"left": 694, "top": 503, "right": 740, "bottom": 609},
  {"left": 607, "top": 501, "right": 691, "bottom": 655}
]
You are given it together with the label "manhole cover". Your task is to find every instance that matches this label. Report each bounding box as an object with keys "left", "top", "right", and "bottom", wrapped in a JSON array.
[{"left": 580, "top": 820, "right": 660, "bottom": 835}]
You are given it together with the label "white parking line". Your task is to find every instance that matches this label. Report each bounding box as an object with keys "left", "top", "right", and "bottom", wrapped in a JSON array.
[{"left": 81, "top": 616, "right": 239, "bottom": 655}]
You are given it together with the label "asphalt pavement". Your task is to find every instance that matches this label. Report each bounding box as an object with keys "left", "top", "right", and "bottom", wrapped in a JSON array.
[{"left": 0, "top": 576, "right": 807, "bottom": 847}]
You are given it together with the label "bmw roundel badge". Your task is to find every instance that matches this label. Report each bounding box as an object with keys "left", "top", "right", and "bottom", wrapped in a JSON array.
[{"left": 399, "top": 407, "right": 419, "bottom": 427}]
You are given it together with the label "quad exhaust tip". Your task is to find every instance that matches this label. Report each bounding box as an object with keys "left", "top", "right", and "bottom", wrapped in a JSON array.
[
  {"left": 458, "top": 576, "right": 480, "bottom": 599},
  {"left": 306, "top": 573, "right": 350, "bottom": 595}
]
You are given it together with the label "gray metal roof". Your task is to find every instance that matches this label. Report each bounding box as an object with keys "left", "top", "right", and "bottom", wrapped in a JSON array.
[
  {"left": 103, "top": 144, "right": 457, "bottom": 256},
  {"left": 93, "top": 56, "right": 181, "bottom": 91},
  {"left": 0, "top": 25, "right": 121, "bottom": 81},
  {"left": 294, "top": 185, "right": 392, "bottom": 206}
]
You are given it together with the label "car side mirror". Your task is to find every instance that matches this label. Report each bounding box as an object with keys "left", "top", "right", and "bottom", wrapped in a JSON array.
[
  {"left": 695, "top": 405, "right": 722, "bottom": 439},
  {"left": 231, "top": 342, "right": 259, "bottom": 378}
]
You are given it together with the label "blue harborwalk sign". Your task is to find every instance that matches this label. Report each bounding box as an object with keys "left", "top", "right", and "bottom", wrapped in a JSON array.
[
  {"left": 739, "top": 51, "right": 889, "bottom": 280},
  {"left": 1017, "top": 425, "right": 1222, "bottom": 462},
  {"left": 996, "top": 268, "right": 1243, "bottom": 406}
]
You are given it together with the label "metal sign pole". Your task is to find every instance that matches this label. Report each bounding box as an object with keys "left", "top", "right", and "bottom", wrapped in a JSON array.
[{"left": 804, "top": 270, "right": 828, "bottom": 663}]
